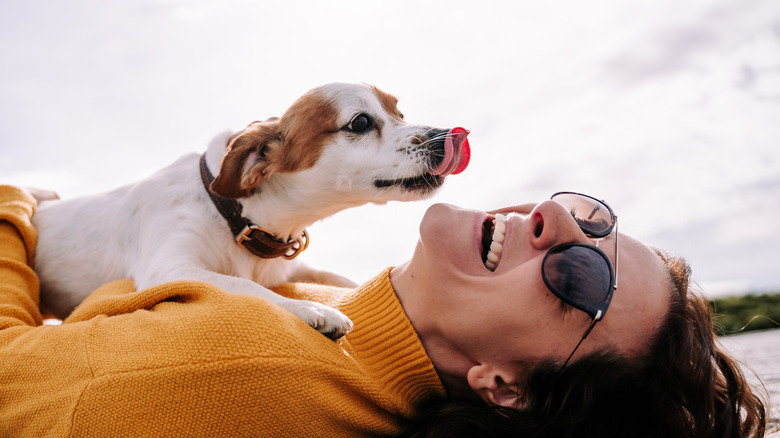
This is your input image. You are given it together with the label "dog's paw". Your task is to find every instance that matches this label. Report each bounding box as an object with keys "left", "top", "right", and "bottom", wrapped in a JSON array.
[{"left": 281, "top": 300, "right": 354, "bottom": 340}]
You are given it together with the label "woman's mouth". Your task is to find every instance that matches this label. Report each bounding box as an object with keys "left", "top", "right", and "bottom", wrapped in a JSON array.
[{"left": 481, "top": 213, "right": 506, "bottom": 271}]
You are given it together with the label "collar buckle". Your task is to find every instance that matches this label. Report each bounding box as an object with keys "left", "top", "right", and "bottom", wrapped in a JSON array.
[
  {"left": 235, "top": 223, "right": 309, "bottom": 260},
  {"left": 236, "top": 224, "right": 259, "bottom": 246}
]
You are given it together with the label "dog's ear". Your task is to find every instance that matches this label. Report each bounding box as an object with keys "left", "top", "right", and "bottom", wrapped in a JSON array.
[{"left": 210, "top": 121, "right": 284, "bottom": 199}]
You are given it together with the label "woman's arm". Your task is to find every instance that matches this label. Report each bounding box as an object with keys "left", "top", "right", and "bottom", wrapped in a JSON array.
[{"left": 0, "top": 185, "right": 43, "bottom": 330}]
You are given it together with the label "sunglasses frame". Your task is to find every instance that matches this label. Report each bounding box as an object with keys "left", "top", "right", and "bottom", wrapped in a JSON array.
[{"left": 546, "top": 192, "right": 619, "bottom": 367}]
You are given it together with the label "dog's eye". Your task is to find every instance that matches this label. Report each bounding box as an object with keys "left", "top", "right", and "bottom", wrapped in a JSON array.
[{"left": 346, "top": 114, "right": 372, "bottom": 133}]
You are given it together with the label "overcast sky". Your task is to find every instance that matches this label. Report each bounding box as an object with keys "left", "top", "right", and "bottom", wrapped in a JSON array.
[{"left": 2, "top": 0, "right": 779, "bottom": 298}]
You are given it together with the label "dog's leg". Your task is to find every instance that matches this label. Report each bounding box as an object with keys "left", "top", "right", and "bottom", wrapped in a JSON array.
[
  {"left": 137, "top": 267, "right": 353, "bottom": 339},
  {"left": 287, "top": 264, "right": 359, "bottom": 288}
]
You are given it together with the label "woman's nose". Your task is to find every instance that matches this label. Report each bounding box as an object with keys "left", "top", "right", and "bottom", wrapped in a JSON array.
[{"left": 527, "top": 200, "right": 591, "bottom": 250}]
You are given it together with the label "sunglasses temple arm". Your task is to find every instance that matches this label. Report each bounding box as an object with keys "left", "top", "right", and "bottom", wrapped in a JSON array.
[
  {"left": 561, "top": 318, "right": 599, "bottom": 368},
  {"left": 613, "top": 217, "right": 619, "bottom": 288}
]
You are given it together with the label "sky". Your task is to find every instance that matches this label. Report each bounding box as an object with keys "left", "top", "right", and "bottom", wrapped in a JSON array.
[{"left": 1, "top": 0, "right": 779, "bottom": 298}]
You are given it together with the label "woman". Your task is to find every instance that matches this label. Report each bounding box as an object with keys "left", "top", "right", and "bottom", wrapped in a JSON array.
[
  {"left": 400, "top": 247, "right": 767, "bottom": 438},
  {"left": 393, "top": 198, "right": 766, "bottom": 437},
  {"left": 0, "top": 185, "right": 766, "bottom": 437}
]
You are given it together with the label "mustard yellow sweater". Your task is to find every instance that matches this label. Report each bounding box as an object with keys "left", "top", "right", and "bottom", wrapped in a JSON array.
[{"left": 0, "top": 185, "right": 445, "bottom": 437}]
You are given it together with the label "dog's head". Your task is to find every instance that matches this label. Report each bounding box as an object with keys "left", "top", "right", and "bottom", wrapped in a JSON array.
[{"left": 210, "top": 83, "right": 470, "bottom": 205}]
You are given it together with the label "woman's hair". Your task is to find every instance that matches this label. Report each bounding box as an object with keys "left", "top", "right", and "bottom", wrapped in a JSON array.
[{"left": 401, "top": 250, "right": 767, "bottom": 438}]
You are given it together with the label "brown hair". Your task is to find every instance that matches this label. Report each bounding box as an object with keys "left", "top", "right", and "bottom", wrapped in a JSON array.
[{"left": 401, "top": 251, "right": 767, "bottom": 438}]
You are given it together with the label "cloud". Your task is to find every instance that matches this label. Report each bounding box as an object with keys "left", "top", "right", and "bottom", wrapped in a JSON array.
[{"left": 601, "top": 0, "right": 780, "bottom": 87}]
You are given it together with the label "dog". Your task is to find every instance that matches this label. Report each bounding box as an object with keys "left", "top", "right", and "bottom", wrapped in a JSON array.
[{"left": 32, "top": 82, "right": 471, "bottom": 339}]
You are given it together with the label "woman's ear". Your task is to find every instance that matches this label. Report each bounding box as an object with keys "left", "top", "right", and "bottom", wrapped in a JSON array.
[{"left": 466, "top": 364, "right": 524, "bottom": 408}]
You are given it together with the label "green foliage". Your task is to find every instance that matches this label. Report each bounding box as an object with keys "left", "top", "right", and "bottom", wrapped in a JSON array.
[{"left": 710, "top": 292, "right": 780, "bottom": 336}]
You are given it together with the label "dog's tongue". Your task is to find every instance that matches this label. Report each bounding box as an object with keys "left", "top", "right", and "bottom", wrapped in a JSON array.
[{"left": 430, "top": 127, "right": 471, "bottom": 176}]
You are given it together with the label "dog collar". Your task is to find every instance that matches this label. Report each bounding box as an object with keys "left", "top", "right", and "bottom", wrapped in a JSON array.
[{"left": 199, "top": 154, "right": 309, "bottom": 259}]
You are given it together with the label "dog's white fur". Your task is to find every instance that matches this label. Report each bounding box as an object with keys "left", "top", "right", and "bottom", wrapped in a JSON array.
[{"left": 33, "top": 83, "right": 458, "bottom": 338}]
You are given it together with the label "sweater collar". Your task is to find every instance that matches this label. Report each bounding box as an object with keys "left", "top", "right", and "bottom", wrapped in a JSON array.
[{"left": 338, "top": 268, "right": 446, "bottom": 411}]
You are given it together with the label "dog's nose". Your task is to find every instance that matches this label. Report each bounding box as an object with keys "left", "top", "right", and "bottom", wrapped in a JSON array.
[{"left": 430, "top": 127, "right": 470, "bottom": 176}]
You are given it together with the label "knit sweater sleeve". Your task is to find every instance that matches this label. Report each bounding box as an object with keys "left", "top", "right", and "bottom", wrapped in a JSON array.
[{"left": 0, "top": 185, "right": 43, "bottom": 330}]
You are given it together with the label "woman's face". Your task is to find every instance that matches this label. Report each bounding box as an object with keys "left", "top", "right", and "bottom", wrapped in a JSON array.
[{"left": 390, "top": 199, "right": 671, "bottom": 405}]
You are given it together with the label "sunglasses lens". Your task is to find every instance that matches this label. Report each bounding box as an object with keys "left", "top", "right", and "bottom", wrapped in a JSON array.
[
  {"left": 551, "top": 193, "right": 613, "bottom": 237},
  {"left": 543, "top": 245, "right": 613, "bottom": 318}
]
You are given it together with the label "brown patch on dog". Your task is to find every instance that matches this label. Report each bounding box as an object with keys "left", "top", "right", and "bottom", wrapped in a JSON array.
[
  {"left": 271, "top": 91, "right": 340, "bottom": 172},
  {"left": 210, "top": 92, "right": 340, "bottom": 199},
  {"left": 371, "top": 86, "right": 403, "bottom": 121},
  {"left": 211, "top": 121, "right": 284, "bottom": 199}
]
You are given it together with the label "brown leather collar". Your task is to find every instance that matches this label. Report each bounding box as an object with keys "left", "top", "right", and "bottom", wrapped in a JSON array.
[{"left": 199, "top": 154, "right": 309, "bottom": 259}]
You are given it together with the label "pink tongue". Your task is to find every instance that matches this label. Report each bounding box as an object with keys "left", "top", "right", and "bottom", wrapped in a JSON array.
[{"left": 430, "top": 127, "right": 471, "bottom": 176}]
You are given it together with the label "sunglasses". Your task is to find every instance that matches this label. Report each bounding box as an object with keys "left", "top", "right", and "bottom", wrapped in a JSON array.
[{"left": 542, "top": 192, "right": 618, "bottom": 367}]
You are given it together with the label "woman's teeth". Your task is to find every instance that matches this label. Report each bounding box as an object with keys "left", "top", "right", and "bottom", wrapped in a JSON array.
[{"left": 484, "top": 214, "right": 506, "bottom": 271}]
